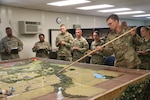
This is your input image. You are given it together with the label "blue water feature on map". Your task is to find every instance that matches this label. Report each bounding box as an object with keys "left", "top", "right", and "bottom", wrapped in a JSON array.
[{"left": 93, "top": 72, "right": 105, "bottom": 79}]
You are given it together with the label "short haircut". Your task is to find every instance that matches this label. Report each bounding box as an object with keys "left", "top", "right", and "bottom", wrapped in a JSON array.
[
  {"left": 121, "top": 21, "right": 127, "bottom": 26},
  {"left": 6, "top": 27, "right": 11, "bottom": 30},
  {"left": 142, "top": 26, "right": 150, "bottom": 31},
  {"left": 60, "top": 24, "right": 66, "bottom": 27},
  {"left": 93, "top": 31, "right": 100, "bottom": 36},
  {"left": 39, "top": 34, "right": 45, "bottom": 37},
  {"left": 75, "top": 28, "right": 82, "bottom": 33},
  {"left": 106, "top": 14, "right": 119, "bottom": 22}
]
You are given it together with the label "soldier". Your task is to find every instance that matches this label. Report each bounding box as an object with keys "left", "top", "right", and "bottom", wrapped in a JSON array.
[
  {"left": 32, "top": 34, "right": 51, "bottom": 58},
  {"left": 121, "top": 21, "right": 127, "bottom": 28},
  {"left": 136, "top": 26, "right": 150, "bottom": 70},
  {"left": 55, "top": 24, "right": 74, "bottom": 61},
  {"left": 96, "top": 14, "right": 143, "bottom": 68},
  {"left": 72, "top": 28, "right": 89, "bottom": 63},
  {"left": 0, "top": 27, "right": 23, "bottom": 60},
  {"left": 90, "top": 31, "right": 104, "bottom": 65}
]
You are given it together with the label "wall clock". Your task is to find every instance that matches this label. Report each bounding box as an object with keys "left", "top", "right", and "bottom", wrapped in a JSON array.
[{"left": 56, "top": 17, "right": 62, "bottom": 24}]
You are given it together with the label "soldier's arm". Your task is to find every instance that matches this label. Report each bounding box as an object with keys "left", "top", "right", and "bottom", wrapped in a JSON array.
[
  {"left": 144, "top": 44, "right": 150, "bottom": 56},
  {"left": 99, "top": 37, "right": 114, "bottom": 56},
  {"left": 90, "top": 42, "right": 95, "bottom": 51},
  {"left": 64, "top": 34, "right": 74, "bottom": 48},
  {"left": 103, "top": 45, "right": 114, "bottom": 56},
  {"left": 32, "top": 43, "right": 38, "bottom": 52},
  {"left": 71, "top": 40, "right": 75, "bottom": 52},
  {"left": 94, "top": 40, "right": 105, "bottom": 56},
  {"left": 132, "top": 33, "right": 144, "bottom": 46},
  {"left": 0, "top": 40, "right": 5, "bottom": 53},
  {"left": 78, "top": 40, "right": 89, "bottom": 53},
  {"left": 47, "top": 42, "right": 51, "bottom": 51},
  {"left": 17, "top": 38, "right": 23, "bottom": 52},
  {"left": 55, "top": 36, "right": 60, "bottom": 47}
]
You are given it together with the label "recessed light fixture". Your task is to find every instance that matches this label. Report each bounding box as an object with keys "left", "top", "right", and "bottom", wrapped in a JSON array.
[
  {"left": 98, "top": 8, "right": 131, "bottom": 12},
  {"left": 76, "top": 4, "right": 114, "bottom": 10},
  {"left": 47, "top": 0, "right": 90, "bottom": 6},
  {"left": 115, "top": 11, "right": 145, "bottom": 15},
  {"left": 132, "top": 14, "right": 150, "bottom": 17}
]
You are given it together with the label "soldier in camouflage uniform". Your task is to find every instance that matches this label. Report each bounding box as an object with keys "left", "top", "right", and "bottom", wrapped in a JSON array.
[
  {"left": 0, "top": 27, "right": 23, "bottom": 60},
  {"left": 96, "top": 14, "right": 143, "bottom": 68},
  {"left": 72, "top": 28, "right": 89, "bottom": 63},
  {"left": 90, "top": 31, "right": 104, "bottom": 65},
  {"left": 136, "top": 26, "right": 150, "bottom": 70},
  {"left": 32, "top": 34, "right": 51, "bottom": 58},
  {"left": 55, "top": 24, "right": 74, "bottom": 61}
]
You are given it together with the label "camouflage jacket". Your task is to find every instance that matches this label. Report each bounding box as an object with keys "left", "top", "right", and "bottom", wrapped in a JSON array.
[
  {"left": 0, "top": 36, "right": 23, "bottom": 60},
  {"left": 72, "top": 36, "right": 89, "bottom": 62},
  {"left": 136, "top": 39, "right": 150, "bottom": 69},
  {"left": 55, "top": 32, "right": 74, "bottom": 57},
  {"left": 103, "top": 27, "right": 143, "bottom": 68},
  {"left": 90, "top": 39, "right": 104, "bottom": 64},
  {"left": 32, "top": 41, "right": 51, "bottom": 58}
]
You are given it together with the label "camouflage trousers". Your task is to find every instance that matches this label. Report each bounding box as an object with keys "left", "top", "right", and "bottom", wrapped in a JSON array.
[
  {"left": 1, "top": 53, "right": 20, "bottom": 60},
  {"left": 114, "top": 59, "right": 141, "bottom": 69}
]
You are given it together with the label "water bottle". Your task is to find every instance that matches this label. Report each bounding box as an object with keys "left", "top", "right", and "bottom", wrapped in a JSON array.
[{"left": 56, "top": 87, "right": 64, "bottom": 100}]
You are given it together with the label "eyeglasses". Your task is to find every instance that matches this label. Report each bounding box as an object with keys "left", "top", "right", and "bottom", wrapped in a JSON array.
[{"left": 108, "top": 21, "right": 114, "bottom": 26}]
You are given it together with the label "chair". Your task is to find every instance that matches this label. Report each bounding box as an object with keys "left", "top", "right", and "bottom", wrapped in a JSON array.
[{"left": 104, "top": 56, "right": 115, "bottom": 66}]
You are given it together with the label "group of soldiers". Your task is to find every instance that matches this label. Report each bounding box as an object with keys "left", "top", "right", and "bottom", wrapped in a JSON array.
[
  {"left": 56, "top": 24, "right": 105, "bottom": 65},
  {"left": 0, "top": 27, "right": 51, "bottom": 60},
  {"left": 0, "top": 14, "right": 149, "bottom": 70}
]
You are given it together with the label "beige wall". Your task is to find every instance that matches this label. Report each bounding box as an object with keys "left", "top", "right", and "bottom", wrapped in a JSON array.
[{"left": 0, "top": 5, "right": 148, "bottom": 60}]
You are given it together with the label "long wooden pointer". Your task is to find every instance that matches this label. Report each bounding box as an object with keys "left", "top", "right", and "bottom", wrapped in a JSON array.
[{"left": 57, "top": 27, "right": 137, "bottom": 74}]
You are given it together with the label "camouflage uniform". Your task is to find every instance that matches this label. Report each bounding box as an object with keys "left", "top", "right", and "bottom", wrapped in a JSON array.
[
  {"left": 90, "top": 40, "right": 104, "bottom": 65},
  {"left": 0, "top": 36, "right": 23, "bottom": 60},
  {"left": 136, "top": 39, "right": 150, "bottom": 70},
  {"left": 103, "top": 27, "right": 143, "bottom": 68},
  {"left": 72, "top": 36, "right": 89, "bottom": 63},
  {"left": 55, "top": 32, "right": 74, "bottom": 61},
  {"left": 32, "top": 41, "right": 51, "bottom": 58}
]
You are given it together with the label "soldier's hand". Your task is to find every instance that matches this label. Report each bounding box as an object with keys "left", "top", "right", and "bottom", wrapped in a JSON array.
[
  {"left": 137, "top": 50, "right": 148, "bottom": 55},
  {"left": 5, "top": 48, "right": 9, "bottom": 53},
  {"left": 96, "top": 46, "right": 103, "bottom": 51},
  {"left": 59, "top": 41, "right": 65, "bottom": 45},
  {"left": 34, "top": 46, "right": 39, "bottom": 50},
  {"left": 91, "top": 51, "right": 96, "bottom": 55},
  {"left": 72, "top": 46, "right": 78, "bottom": 50},
  {"left": 130, "top": 27, "right": 137, "bottom": 36}
]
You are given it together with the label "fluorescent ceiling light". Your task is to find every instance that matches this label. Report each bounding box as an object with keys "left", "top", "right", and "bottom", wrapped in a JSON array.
[
  {"left": 115, "top": 11, "right": 145, "bottom": 15},
  {"left": 98, "top": 8, "right": 131, "bottom": 12},
  {"left": 132, "top": 14, "right": 150, "bottom": 17},
  {"left": 76, "top": 4, "right": 114, "bottom": 10},
  {"left": 47, "top": 0, "right": 90, "bottom": 6},
  {"left": 147, "top": 17, "right": 150, "bottom": 19}
]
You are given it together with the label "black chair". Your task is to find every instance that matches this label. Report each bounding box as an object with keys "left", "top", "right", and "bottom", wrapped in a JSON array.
[{"left": 104, "top": 56, "right": 115, "bottom": 66}]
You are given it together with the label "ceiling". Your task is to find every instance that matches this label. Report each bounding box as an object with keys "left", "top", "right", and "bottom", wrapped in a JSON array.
[{"left": 1, "top": 0, "right": 150, "bottom": 21}]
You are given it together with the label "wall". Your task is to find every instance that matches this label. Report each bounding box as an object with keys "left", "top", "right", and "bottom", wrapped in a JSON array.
[
  {"left": 144, "top": 20, "right": 150, "bottom": 25},
  {"left": 0, "top": 5, "right": 148, "bottom": 60}
]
